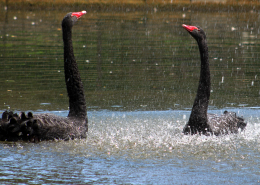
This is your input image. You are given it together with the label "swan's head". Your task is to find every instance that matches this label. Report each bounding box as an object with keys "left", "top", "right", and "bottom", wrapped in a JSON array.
[
  {"left": 62, "top": 10, "right": 87, "bottom": 28},
  {"left": 182, "top": 24, "right": 206, "bottom": 41}
]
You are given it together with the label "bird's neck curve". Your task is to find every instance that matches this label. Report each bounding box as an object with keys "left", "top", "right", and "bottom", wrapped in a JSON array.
[
  {"left": 62, "top": 25, "right": 87, "bottom": 120},
  {"left": 189, "top": 38, "right": 210, "bottom": 125}
]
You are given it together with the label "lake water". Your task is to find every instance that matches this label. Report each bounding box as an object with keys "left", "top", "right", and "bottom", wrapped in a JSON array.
[{"left": 0, "top": 8, "right": 260, "bottom": 184}]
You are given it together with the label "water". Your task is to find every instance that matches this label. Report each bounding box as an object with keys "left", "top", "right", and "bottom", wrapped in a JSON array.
[
  {"left": 0, "top": 8, "right": 260, "bottom": 184},
  {"left": 1, "top": 109, "right": 260, "bottom": 184}
]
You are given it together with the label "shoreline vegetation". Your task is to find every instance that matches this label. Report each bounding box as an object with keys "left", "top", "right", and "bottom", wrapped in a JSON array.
[{"left": 1, "top": 0, "right": 260, "bottom": 12}]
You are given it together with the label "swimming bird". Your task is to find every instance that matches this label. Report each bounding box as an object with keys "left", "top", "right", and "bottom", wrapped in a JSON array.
[
  {"left": 182, "top": 24, "right": 246, "bottom": 136},
  {"left": 0, "top": 11, "right": 88, "bottom": 141}
]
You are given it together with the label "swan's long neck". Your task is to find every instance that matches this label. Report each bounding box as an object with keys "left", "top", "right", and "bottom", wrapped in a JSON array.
[
  {"left": 62, "top": 25, "right": 87, "bottom": 119},
  {"left": 188, "top": 38, "right": 210, "bottom": 127}
]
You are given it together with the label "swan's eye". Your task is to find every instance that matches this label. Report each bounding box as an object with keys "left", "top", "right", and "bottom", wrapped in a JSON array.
[{"left": 198, "top": 29, "right": 200, "bottom": 31}]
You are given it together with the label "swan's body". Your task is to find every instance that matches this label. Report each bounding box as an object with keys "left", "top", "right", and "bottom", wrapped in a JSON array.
[
  {"left": 0, "top": 11, "right": 88, "bottom": 141},
  {"left": 182, "top": 24, "right": 246, "bottom": 136}
]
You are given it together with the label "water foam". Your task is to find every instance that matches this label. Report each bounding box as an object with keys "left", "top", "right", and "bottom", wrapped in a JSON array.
[{"left": 55, "top": 109, "right": 259, "bottom": 162}]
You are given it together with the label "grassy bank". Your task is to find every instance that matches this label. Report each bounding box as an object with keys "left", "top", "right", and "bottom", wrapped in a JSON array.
[{"left": 1, "top": 0, "right": 260, "bottom": 11}]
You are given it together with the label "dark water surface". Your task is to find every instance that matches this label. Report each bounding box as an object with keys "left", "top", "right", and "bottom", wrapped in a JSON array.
[{"left": 0, "top": 9, "right": 260, "bottom": 184}]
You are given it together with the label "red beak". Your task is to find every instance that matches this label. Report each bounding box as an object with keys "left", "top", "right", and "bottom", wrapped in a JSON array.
[
  {"left": 182, "top": 24, "right": 198, "bottom": 32},
  {"left": 71, "top": 11, "right": 87, "bottom": 19}
]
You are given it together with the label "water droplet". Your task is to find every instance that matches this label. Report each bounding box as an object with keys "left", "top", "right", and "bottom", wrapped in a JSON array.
[{"left": 40, "top": 103, "right": 51, "bottom": 105}]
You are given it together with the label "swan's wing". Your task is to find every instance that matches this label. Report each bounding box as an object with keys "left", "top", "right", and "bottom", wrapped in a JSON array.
[
  {"left": 34, "top": 114, "right": 87, "bottom": 140},
  {"left": 0, "top": 111, "right": 38, "bottom": 141},
  {"left": 207, "top": 111, "right": 246, "bottom": 135}
]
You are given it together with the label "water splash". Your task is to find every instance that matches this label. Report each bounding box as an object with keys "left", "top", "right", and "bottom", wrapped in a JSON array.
[{"left": 46, "top": 109, "right": 260, "bottom": 163}]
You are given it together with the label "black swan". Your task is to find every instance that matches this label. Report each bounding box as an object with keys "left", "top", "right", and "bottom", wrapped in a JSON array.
[
  {"left": 0, "top": 11, "right": 88, "bottom": 141},
  {"left": 182, "top": 24, "right": 246, "bottom": 136}
]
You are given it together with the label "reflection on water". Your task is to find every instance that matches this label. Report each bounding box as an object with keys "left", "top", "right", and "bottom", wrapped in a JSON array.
[
  {"left": 1, "top": 10, "right": 260, "bottom": 111},
  {"left": 0, "top": 9, "right": 260, "bottom": 184}
]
